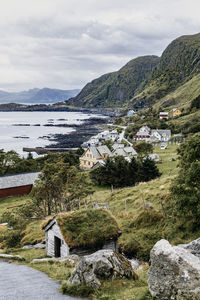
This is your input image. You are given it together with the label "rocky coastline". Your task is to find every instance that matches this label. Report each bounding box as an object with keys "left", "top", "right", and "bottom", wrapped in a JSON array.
[{"left": 45, "top": 117, "right": 108, "bottom": 148}]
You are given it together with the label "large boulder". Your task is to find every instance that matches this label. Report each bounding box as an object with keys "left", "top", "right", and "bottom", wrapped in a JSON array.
[
  {"left": 68, "top": 249, "right": 137, "bottom": 288},
  {"left": 179, "top": 237, "right": 200, "bottom": 258},
  {"left": 148, "top": 239, "right": 200, "bottom": 299}
]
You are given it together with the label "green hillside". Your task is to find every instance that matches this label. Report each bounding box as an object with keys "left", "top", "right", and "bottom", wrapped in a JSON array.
[
  {"left": 69, "top": 56, "right": 159, "bottom": 108},
  {"left": 130, "top": 33, "right": 200, "bottom": 109},
  {"left": 68, "top": 32, "right": 200, "bottom": 116}
]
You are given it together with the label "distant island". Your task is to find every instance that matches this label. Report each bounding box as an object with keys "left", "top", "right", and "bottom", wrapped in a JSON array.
[{"left": 0, "top": 87, "right": 80, "bottom": 104}]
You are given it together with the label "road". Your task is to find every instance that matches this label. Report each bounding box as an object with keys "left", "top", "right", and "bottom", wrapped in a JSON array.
[{"left": 0, "top": 262, "right": 84, "bottom": 300}]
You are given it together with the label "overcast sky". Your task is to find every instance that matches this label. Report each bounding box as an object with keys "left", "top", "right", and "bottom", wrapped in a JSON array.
[{"left": 0, "top": 0, "right": 200, "bottom": 92}]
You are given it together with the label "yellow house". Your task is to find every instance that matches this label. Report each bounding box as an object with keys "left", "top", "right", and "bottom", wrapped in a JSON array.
[
  {"left": 79, "top": 146, "right": 113, "bottom": 170},
  {"left": 172, "top": 108, "right": 182, "bottom": 117}
]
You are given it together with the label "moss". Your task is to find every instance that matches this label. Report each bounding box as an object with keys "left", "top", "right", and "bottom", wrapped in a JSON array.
[
  {"left": 41, "top": 216, "right": 55, "bottom": 230},
  {"left": 56, "top": 208, "right": 120, "bottom": 248},
  {"left": 21, "top": 220, "right": 45, "bottom": 246},
  {"left": 61, "top": 283, "right": 95, "bottom": 297}
]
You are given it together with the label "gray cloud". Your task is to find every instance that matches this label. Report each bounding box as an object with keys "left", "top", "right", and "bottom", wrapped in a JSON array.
[{"left": 0, "top": 0, "right": 200, "bottom": 91}]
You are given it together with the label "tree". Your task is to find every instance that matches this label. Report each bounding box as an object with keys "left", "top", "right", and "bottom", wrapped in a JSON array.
[
  {"left": 31, "top": 159, "right": 94, "bottom": 217},
  {"left": 171, "top": 133, "right": 200, "bottom": 221},
  {"left": 134, "top": 142, "right": 153, "bottom": 158},
  {"left": 138, "top": 158, "right": 161, "bottom": 182},
  {"left": 90, "top": 156, "right": 132, "bottom": 187},
  {"left": 0, "top": 150, "right": 21, "bottom": 175}
]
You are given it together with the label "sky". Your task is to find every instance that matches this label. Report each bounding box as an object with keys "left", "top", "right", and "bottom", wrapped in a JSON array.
[{"left": 0, "top": 0, "right": 200, "bottom": 92}]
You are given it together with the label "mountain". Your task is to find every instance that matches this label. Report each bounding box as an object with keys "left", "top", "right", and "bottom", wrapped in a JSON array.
[
  {"left": 0, "top": 88, "right": 80, "bottom": 104},
  {"left": 130, "top": 33, "right": 200, "bottom": 109},
  {"left": 69, "top": 56, "right": 160, "bottom": 108},
  {"left": 69, "top": 33, "right": 200, "bottom": 112}
]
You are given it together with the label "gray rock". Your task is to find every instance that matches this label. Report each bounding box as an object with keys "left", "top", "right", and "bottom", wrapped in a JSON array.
[
  {"left": 0, "top": 254, "right": 25, "bottom": 261},
  {"left": 31, "top": 255, "right": 80, "bottom": 265},
  {"left": 179, "top": 237, "right": 200, "bottom": 258},
  {"left": 68, "top": 249, "right": 137, "bottom": 289},
  {"left": 148, "top": 239, "right": 200, "bottom": 299},
  {"left": 33, "top": 242, "right": 46, "bottom": 249}
]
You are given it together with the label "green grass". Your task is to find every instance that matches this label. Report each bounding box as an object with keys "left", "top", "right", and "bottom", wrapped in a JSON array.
[
  {"left": 32, "top": 261, "right": 74, "bottom": 281},
  {"left": 154, "top": 144, "right": 178, "bottom": 176},
  {"left": 21, "top": 220, "right": 45, "bottom": 246},
  {"left": 56, "top": 209, "right": 119, "bottom": 248},
  {"left": 0, "top": 195, "right": 30, "bottom": 218},
  {"left": 9, "top": 248, "right": 46, "bottom": 263},
  {"left": 0, "top": 145, "right": 198, "bottom": 299},
  {"left": 153, "top": 73, "right": 200, "bottom": 111}
]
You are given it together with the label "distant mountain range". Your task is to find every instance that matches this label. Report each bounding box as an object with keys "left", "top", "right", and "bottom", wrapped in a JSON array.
[
  {"left": 69, "top": 32, "right": 200, "bottom": 111},
  {"left": 0, "top": 88, "right": 80, "bottom": 104}
]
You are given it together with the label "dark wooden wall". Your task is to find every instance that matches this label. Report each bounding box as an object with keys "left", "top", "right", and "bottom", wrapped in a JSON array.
[{"left": 0, "top": 185, "right": 33, "bottom": 199}]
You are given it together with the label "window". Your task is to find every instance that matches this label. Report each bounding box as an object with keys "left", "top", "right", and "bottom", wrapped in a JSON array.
[
  {"left": 84, "top": 160, "right": 86, "bottom": 164},
  {"left": 88, "top": 161, "right": 90, "bottom": 165}
]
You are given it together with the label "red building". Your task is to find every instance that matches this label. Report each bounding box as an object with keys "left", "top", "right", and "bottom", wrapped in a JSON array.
[{"left": 0, "top": 172, "right": 40, "bottom": 199}]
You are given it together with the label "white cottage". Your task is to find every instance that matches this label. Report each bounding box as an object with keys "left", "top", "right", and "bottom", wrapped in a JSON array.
[{"left": 43, "top": 209, "right": 121, "bottom": 258}]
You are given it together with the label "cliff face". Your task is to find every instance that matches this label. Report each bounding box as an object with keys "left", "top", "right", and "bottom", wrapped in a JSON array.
[
  {"left": 70, "top": 33, "right": 200, "bottom": 111},
  {"left": 130, "top": 33, "right": 200, "bottom": 109},
  {"left": 69, "top": 56, "right": 160, "bottom": 108}
]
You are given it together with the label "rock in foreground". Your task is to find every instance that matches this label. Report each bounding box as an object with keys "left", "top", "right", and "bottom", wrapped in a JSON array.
[
  {"left": 68, "top": 249, "right": 137, "bottom": 288},
  {"left": 179, "top": 237, "right": 200, "bottom": 258},
  {"left": 148, "top": 239, "right": 200, "bottom": 299}
]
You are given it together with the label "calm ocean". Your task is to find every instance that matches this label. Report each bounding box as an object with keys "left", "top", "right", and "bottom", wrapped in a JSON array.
[{"left": 0, "top": 111, "right": 105, "bottom": 157}]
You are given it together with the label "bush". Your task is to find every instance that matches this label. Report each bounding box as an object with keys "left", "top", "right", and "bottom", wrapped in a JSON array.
[
  {"left": 61, "top": 283, "right": 95, "bottom": 297},
  {"left": 1, "top": 230, "right": 22, "bottom": 248}
]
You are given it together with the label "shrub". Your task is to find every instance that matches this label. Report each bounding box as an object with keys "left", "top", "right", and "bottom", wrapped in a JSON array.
[{"left": 61, "top": 283, "right": 95, "bottom": 297}]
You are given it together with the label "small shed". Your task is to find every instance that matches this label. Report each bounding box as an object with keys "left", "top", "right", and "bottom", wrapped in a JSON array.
[
  {"left": 42, "top": 209, "right": 121, "bottom": 258},
  {"left": 0, "top": 172, "right": 40, "bottom": 199}
]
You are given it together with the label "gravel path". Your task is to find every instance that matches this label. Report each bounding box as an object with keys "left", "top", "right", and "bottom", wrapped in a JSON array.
[{"left": 0, "top": 262, "right": 83, "bottom": 300}]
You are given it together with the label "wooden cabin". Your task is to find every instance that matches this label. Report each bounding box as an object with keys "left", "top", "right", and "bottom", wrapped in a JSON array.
[{"left": 42, "top": 209, "right": 121, "bottom": 258}]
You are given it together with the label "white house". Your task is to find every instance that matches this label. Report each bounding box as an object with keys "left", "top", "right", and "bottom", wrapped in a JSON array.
[
  {"left": 159, "top": 112, "right": 169, "bottom": 119},
  {"left": 127, "top": 110, "right": 137, "bottom": 117},
  {"left": 133, "top": 125, "right": 151, "bottom": 141},
  {"left": 150, "top": 129, "right": 171, "bottom": 142}
]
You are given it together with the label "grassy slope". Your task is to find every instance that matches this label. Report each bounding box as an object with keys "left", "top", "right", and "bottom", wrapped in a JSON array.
[
  {"left": 1, "top": 145, "right": 199, "bottom": 299},
  {"left": 0, "top": 195, "right": 29, "bottom": 218},
  {"left": 153, "top": 73, "right": 200, "bottom": 111}
]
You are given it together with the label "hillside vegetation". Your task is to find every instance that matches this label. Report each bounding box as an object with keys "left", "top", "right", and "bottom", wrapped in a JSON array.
[
  {"left": 69, "top": 32, "right": 200, "bottom": 125},
  {"left": 69, "top": 56, "right": 159, "bottom": 108}
]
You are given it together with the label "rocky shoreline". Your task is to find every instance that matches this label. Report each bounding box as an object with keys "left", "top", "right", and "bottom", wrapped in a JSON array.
[{"left": 47, "top": 117, "right": 108, "bottom": 148}]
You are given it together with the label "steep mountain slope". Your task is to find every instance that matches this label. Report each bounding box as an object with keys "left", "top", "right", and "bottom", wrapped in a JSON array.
[
  {"left": 0, "top": 88, "right": 80, "bottom": 104},
  {"left": 69, "top": 56, "right": 160, "bottom": 108},
  {"left": 130, "top": 33, "right": 200, "bottom": 109}
]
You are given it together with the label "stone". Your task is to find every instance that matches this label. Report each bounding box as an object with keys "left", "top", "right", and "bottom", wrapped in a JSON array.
[
  {"left": 68, "top": 249, "right": 137, "bottom": 289},
  {"left": 148, "top": 239, "right": 200, "bottom": 299},
  {"left": 0, "top": 254, "right": 25, "bottom": 261},
  {"left": 31, "top": 255, "right": 80, "bottom": 265},
  {"left": 179, "top": 237, "right": 200, "bottom": 258}
]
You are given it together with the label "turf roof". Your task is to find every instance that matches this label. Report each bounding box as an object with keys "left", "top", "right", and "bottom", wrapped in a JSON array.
[{"left": 43, "top": 208, "right": 120, "bottom": 249}]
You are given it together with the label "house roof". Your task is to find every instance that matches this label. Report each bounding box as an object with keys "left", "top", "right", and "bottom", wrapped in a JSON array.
[
  {"left": 0, "top": 172, "right": 40, "bottom": 190},
  {"left": 113, "top": 148, "right": 127, "bottom": 157},
  {"left": 136, "top": 131, "right": 150, "bottom": 136},
  {"left": 89, "top": 147, "right": 102, "bottom": 159},
  {"left": 124, "top": 147, "right": 137, "bottom": 156},
  {"left": 112, "top": 143, "right": 125, "bottom": 150},
  {"left": 151, "top": 129, "right": 171, "bottom": 137},
  {"left": 43, "top": 208, "right": 120, "bottom": 248},
  {"left": 160, "top": 112, "right": 169, "bottom": 115},
  {"left": 97, "top": 145, "right": 113, "bottom": 157}
]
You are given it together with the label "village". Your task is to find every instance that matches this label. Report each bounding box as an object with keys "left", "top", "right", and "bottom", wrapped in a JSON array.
[
  {"left": 0, "top": 105, "right": 198, "bottom": 300},
  {"left": 79, "top": 107, "right": 182, "bottom": 170}
]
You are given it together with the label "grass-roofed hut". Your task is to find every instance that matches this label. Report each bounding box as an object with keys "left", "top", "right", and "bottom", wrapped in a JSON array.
[{"left": 42, "top": 209, "right": 121, "bottom": 258}]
